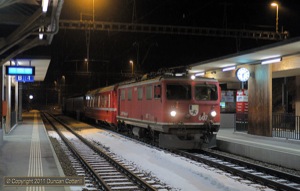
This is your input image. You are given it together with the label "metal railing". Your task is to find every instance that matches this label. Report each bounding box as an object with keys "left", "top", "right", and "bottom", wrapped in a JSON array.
[
  {"left": 272, "top": 113, "right": 300, "bottom": 140},
  {"left": 235, "top": 113, "right": 248, "bottom": 132},
  {"left": 233, "top": 113, "right": 300, "bottom": 140}
]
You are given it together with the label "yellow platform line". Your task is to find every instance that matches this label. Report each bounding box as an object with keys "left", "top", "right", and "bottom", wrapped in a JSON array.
[{"left": 27, "top": 112, "right": 45, "bottom": 191}]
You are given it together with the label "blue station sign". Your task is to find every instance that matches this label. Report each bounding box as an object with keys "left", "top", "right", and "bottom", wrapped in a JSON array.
[
  {"left": 6, "top": 66, "right": 35, "bottom": 76},
  {"left": 16, "top": 75, "right": 35, "bottom": 82}
]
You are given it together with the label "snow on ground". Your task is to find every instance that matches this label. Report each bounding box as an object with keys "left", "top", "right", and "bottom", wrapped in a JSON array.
[{"left": 74, "top": 128, "right": 274, "bottom": 191}]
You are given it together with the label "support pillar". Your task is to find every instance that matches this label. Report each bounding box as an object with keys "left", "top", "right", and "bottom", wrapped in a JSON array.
[
  {"left": 5, "top": 76, "right": 11, "bottom": 133},
  {"left": 18, "top": 82, "right": 22, "bottom": 121},
  {"left": 296, "top": 76, "right": 300, "bottom": 132},
  {"left": 0, "top": 66, "right": 2, "bottom": 144},
  {"left": 248, "top": 64, "right": 272, "bottom": 136},
  {"left": 14, "top": 81, "right": 18, "bottom": 124}
]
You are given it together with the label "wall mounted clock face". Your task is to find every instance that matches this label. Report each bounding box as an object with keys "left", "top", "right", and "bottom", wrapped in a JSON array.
[{"left": 236, "top": 67, "right": 250, "bottom": 82}]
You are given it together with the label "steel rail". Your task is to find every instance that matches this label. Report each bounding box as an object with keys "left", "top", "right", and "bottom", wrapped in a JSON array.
[
  {"left": 61, "top": 112, "right": 300, "bottom": 190},
  {"left": 174, "top": 149, "right": 300, "bottom": 191},
  {"left": 201, "top": 149, "right": 300, "bottom": 185},
  {"left": 42, "top": 112, "right": 110, "bottom": 190},
  {"left": 46, "top": 112, "right": 157, "bottom": 191}
]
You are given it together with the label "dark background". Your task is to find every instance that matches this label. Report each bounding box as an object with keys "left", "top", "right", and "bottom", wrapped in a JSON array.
[{"left": 21, "top": 0, "right": 300, "bottom": 107}]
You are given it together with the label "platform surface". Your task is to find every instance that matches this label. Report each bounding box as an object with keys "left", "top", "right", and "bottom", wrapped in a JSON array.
[
  {"left": 0, "top": 111, "right": 70, "bottom": 191},
  {"left": 217, "top": 127, "right": 300, "bottom": 170}
]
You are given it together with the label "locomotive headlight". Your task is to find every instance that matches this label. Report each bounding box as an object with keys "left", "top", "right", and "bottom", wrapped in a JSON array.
[
  {"left": 210, "top": 110, "right": 217, "bottom": 117},
  {"left": 170, "top": 110, "right": 177, "bottom": 117}
]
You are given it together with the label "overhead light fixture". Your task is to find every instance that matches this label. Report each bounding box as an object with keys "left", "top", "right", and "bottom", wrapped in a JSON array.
[
  {"left": 175, "top": 73, "right": 184, "bottom": 77},
  {"left": 195, "top": 72, "right": 205, "bottom": 76},
  {"left": 190, "top": 72, "right": 205, "bottom": 80},
  {"left": 222, "top": 66, "right": 236, "bottom": 72},
  {"left": 39, "top": 27, "right": 43, "bottom": 40},
  {"left": 42, "top": 0, "right": 49, "bottom": 13},
  {"left": 261, "top": 57, "right": 282, "bottom": 65}
]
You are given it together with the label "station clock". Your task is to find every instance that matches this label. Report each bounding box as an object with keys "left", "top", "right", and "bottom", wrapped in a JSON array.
[{"left": 236, "top": 67, "right": 250, "bottom": 82}]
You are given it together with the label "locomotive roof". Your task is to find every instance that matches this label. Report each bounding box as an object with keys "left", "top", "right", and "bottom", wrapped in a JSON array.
[
  {"left": 85, "top": 74, "right": 218, "bottom": 95},
  {"left": 86, "top": 84, "right": 117, "bottom": 95},
  {"left": 118, "top": 75, "right": 218, "bottom": 88}
]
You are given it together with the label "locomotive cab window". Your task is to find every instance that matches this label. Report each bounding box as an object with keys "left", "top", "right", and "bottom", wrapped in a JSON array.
[
  {"left": 195, "top": 84, "right": 218, "bottom": 101},
  {"left": 154, "top": 85, "right": 161, "bottom": 99},
  {"left": 166, "top": 84, "right": 191, "bottom": 100}
]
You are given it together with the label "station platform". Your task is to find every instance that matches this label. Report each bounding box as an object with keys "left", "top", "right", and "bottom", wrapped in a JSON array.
[
  {"left": 217, "top": 127, "right": 300, "bottom": 171},
  {"left": 0, "top": 110, "right": 70, "bottom": 191}
]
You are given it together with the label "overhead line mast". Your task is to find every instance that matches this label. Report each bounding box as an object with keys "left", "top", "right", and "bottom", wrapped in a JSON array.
[{"left": 59, "top": 20, "right": 288, "bottom": 41}]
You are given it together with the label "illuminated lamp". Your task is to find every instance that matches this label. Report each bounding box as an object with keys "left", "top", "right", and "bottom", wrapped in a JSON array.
[
  {"left": 175, "top": 73, "right": 183, "bottom": 77},
  {"left": 42, "top": 0, "right": 49, "bottom": 13},
  {"left": 195, "top": 72, "right": 205, "bottom": 76},
  {"left": 222, "top": 66, "right": 236, "bottom": 72},
  {"left": 39, "top": 27, "right": 43, "bottom": 40},
  {"left": 210, "top": 110, "right": 217, "bottom": 117},
  {"left": 261, "top": 57, "right": 282, "bottom": 65},
  {"left": 170, "top": 110, "right": 177, "bottom": 117}
]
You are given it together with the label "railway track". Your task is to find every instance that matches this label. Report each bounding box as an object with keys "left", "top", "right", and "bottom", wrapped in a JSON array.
[
  {"left": 54, "top": 113, "right": 300, "bottom": 190},
  {"left": 173, "top": 149, "right": 300, "bottom": 191},
  {"left": 91, "top": 119, "right": 300, "bottom": 190},
  {"left": 42, "top": 112, "right": 166, "bottom": 191},
  {"left": 96, "top": 117, "right": 300, "bottom": 190},
  {"left": 96, "top": 120, "right": 300, "bottom": 190}
]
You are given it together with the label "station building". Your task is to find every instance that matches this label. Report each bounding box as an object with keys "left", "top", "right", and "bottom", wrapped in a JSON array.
[{"left": 189, "top": 37, "right": 300, "bottom": 140}]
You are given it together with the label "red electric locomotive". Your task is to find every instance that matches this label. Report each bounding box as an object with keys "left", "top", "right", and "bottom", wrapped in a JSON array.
[{"left": 84, "top": 72, "right": 221, "bottom": 149}]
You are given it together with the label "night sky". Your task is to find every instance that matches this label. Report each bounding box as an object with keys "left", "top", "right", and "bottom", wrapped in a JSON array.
[{"left": 25, "top": 0, "right": 300, "bottom": 97}]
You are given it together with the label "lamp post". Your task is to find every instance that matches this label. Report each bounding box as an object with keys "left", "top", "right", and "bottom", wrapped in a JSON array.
[
  {"left": 129, "top": 60, "right": 134, "bottom": 75},
  {"left": 271, "top": 2, "right": 279, "bottom": 33},
  {"left": 92, "top": 0, "right": 94, "bottom": 22}
]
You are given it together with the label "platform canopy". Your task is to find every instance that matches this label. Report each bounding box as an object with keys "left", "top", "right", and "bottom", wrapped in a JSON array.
[
  {"left": 0, "top": 0, "right": 63, "bottom": 69},
  {"left": 3, "top": 59, "right": 50, "bottom": 81},
  {"left": 189, "top": 37, "right": 300, "bottom": 81}
]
